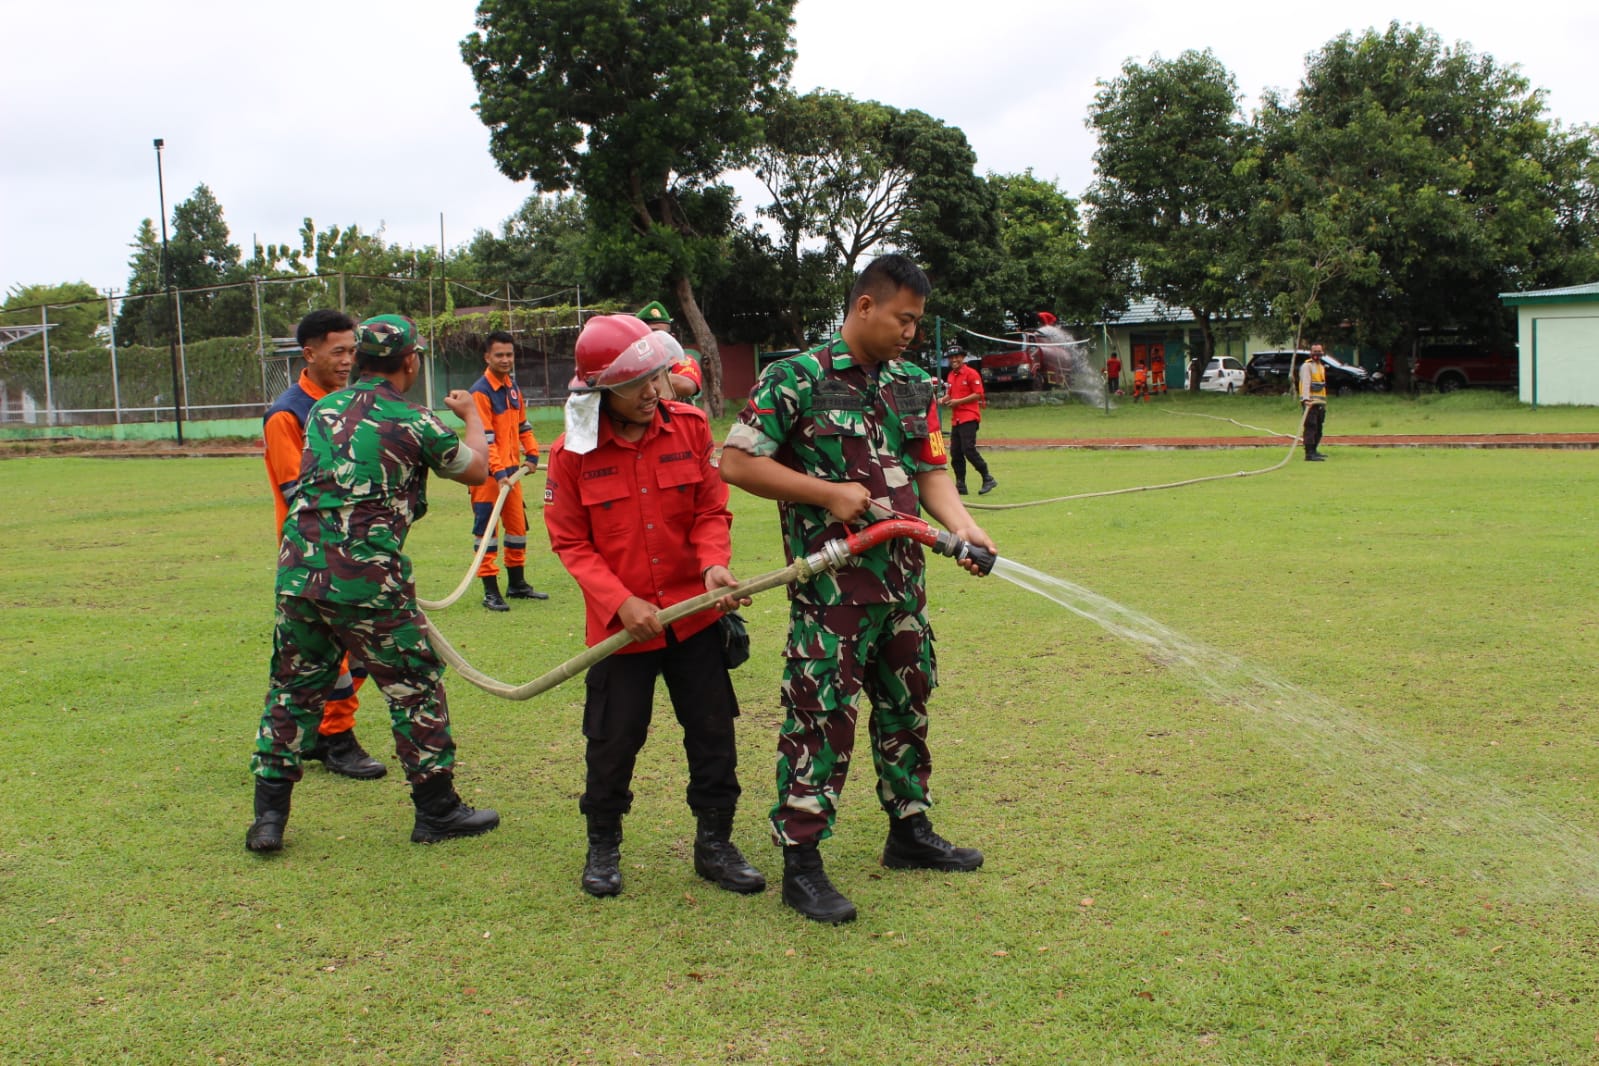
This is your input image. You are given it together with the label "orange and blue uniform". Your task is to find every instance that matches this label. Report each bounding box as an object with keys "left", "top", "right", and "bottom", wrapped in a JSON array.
[
  {"left": 469, "top": 368, "right": 541, "bottom": 578},
  {"left": 262, "top": 368, "right": 364, "bottom": 736}
]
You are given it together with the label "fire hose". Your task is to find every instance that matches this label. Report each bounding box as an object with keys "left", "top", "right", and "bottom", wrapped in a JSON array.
[
  {"left": 423, "top": 515, "right": 994, "bottom": 701},
  {"left": 418, "top": 463, "right": 535, "bottom": 611}
]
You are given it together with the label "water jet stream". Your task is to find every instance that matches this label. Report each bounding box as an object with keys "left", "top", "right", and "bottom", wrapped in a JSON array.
[{"left": 989, "top": 556, "right": 1599, "bottom": 899}]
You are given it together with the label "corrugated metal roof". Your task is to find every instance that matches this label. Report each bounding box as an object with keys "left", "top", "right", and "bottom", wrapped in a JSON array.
[
  {"left": 1095, "top": 298, "right": 1254, "bottom": 327},
  {"left": 1500, "top": 281, "right": 1599, "bottom": 304}
]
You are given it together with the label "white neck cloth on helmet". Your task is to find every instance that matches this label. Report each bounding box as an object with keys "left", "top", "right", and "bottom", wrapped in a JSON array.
[{"left": 563, "top": 390, "right": 603, "bottom": 454}]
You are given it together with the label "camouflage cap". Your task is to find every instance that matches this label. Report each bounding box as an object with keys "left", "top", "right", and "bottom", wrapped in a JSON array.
[
  {"left": 635, "top": 300, "right": 673, "bottom": 326},
  {"left": 356, "top": 314, "right": 426, "bottom": 363}
]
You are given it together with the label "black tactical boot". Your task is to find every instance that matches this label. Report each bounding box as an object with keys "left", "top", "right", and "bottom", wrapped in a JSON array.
[
  {"left": 581, "top": 813, "right": 623, "bottom": 897},
  {"left": 482, "top": 576, "right": 511, "bottom": 612},
  {"left": 410, "top": 774, "right": 500, "bottom": 844},
  {"left": 979, "top": 476, "right": 999, "bottom": 495},
  {"left": 505, "top": 565, "right": 549, "bottom": 601},
  {"left": 245, "top": 777, "right": 293, "bottom": 853},
  {"left": 781, "top": 843, "right": 856, "bottom": 924},
  {"left": 955, "top": 481, "right": 969, "bottom": 495},
  {"left": 882, "top": 812, "right": 983, "bottom": 872},
  {"left": 319, "top": 729, "right": 387, "bottom": 780},
  {"left": 691, "top": 807, "right": 766, "bottom": 894}
]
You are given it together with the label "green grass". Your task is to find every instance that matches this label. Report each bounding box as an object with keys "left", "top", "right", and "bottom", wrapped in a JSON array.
[{"left": 2, "top": 437, "right": 1598, "bottom": 1063}]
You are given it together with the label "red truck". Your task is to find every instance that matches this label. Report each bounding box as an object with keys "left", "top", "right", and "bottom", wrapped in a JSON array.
[
  {"left": 976, "top": 333, "right": 1072, "bottom": 390},
  {"left": 1402, "top": 338, "right": 1519, "bottom": 392}
]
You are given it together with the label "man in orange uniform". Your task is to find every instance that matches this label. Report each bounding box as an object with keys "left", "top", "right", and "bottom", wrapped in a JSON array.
[
  {"left": 1150, "top": 351, "right": 1167, "bottom": 395},
  {"left": 544, "top": 314, "right": 763, "bottom": 898},
  {"left": 1132, "top": 362, "right": 1150, "bottom": 402},
  {"left": 261, "top": 309, "right": 385, "bottom": 779},
  {"left": 469, "top": 330, "right": 548, "bottom": 611}
]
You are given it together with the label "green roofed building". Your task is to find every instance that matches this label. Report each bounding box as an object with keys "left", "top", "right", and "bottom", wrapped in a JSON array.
[{"left": 1500, "top": 282, "right": 1599, "bottom": 407}]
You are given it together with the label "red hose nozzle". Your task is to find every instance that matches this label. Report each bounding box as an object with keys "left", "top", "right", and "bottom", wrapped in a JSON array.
[{"left": 837, "top": 517, "right": 996, "bottom": 576}]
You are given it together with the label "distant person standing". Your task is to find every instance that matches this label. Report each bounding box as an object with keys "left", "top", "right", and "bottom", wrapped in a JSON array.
[
  {"left": 941, "top": 344, "right": 997, "bottom": 496},
  {"left": 1300, "top": 345, "right": 1329, "bottom": 461},
  {"left": 1150, "top": 350, "right": 1167, "bottom": 395},
  {"left": 261, "top": 309, "right": 384, "bottom": 780},
  {"left": 468, "top": 330, "right": 548, "bottom": 611},
  {"left": 1132, "top": 362, "right": 1150, "bottom": 402},
  {"left": 1105, "top": 353, "right": 1122, "bottom": 395}
]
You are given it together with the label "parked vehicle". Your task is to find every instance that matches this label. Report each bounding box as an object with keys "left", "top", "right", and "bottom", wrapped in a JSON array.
[
  {"left": 1243, "top": 350, "right": 1384, "bottom": 396},
  {"left": 1404, "top": 339, "right": 1519, "bottom": 391},
  {"left": 1199, "top": 356, "right": 1245, "bottom": 393}
]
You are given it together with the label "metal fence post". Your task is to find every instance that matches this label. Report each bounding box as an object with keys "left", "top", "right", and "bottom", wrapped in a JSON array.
[
  {"left": 106, "top": 290, "right": 122, "bottom": 424},
  {"left": 40, "top": 304, "right": 53, "bottom": 426}
]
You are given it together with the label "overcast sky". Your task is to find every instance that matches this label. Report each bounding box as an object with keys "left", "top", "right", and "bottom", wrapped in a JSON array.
[{"left": 2, "top": 0, "right": 1595, "bottom": 300}]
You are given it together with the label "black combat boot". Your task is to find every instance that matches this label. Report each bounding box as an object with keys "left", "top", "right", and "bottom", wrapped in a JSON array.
[
  {"left": 581, "top": 813, "right": 623, "bottom": 897},
  {"left": 978, "top": 476, "right": 999, "bottom": 495},
  {"left": 955, "top": 480, "right": 969, "bottom": 495},
  {"left": 882, "top": 812, "right": 983, "bottom": 871},
  {"left": 781, "top": 843, "right": 856, "bottom": 924},
  {"left": 504, "top": 565, "right": 549, "bottom": 601},
  {"left": 319, "top": 728, "right": 387, "bottom": 779},
  {"left": 245, "top": 777, "right": 293, "bottom": 853},
  {"left": 482, "top": 575, "right": 510, "bottom": 611},
  {"left": 410, "top": 774, "right": 500, "bottom": 844},
  {"left": 691, "top": 807, "right": 766, "bottom": 894}
]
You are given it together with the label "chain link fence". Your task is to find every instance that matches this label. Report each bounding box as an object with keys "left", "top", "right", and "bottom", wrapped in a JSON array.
[{"left": 0, "top": 273, "right": 599, "bottom": 438}]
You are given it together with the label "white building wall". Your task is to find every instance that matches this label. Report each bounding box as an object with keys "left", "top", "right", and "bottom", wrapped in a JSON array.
[{"left": 1515, "top": 301, "right": 1599, "bottom": 406}]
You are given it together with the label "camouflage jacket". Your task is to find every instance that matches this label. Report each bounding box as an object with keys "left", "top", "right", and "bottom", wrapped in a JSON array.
[
  {"left": 277, "top": 377, "right": 473, "bottom": 608},
  {"left": 724, "top": 334, "right": 947, "bottom": 608}
]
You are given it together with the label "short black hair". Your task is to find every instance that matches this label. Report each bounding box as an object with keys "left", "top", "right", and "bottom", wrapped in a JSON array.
[
  {"left": 485, "top": 330, "right": 515, "bottom": 350},
  {"left": 848, "top": 254, "right": 931, "bottom": 310},
  {"left": 296, "top": 309, "right": 356, "bottom": 348}
]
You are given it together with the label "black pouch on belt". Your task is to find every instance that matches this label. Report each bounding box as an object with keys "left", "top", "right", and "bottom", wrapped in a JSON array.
[{"left": 718, "top": 611, "right": 750, "bottom": 670}]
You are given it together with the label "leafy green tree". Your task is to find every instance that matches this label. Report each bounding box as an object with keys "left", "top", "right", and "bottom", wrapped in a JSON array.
[
  {"left": 987, "top": 171, "right": 1105, "bottom": 328},
  {"left": 1, "top": 282, "right": 106, "bottom": 352},
  {"left": 1259, "top": 23, "right": 1597, "bottom": 382},
  {"left": 463, "top": 0, "right": 797, "bottom": 413},
  {"left": 1086, "top": 49, "right": 1255, "bottom": 388},
  {"left": 459, "top": 193, "right": 591, "bottom": 289},
  {"left": 115, "top": 185, "right": 251, "bottom": 345}
]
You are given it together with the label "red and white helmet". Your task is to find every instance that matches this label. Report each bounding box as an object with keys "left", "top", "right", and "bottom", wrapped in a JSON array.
[{"left": 570, "top": 314, "right": 675, "bottom": 391}]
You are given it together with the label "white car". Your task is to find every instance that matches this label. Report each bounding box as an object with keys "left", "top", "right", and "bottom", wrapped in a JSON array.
[{"left": 1199, "top": 356, "right": 1245, "bottom": 393}]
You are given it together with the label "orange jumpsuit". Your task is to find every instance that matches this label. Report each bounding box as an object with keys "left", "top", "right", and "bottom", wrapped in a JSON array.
[
  {"left": 262, "top": 369, "right": 364, "bottom": 735},
  {"left": 469, "top": 369, "right": 541, "bottom": 578},
  {"left": 1150, "top": 356, "right": 1167, "bottom": 395},
  {"left": 1132, "top": 365, "right": 1150, "bottom": 402}
]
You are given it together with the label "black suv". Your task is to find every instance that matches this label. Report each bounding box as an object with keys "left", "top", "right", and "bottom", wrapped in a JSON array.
[{"left": 1243, "top": 350, "right": 1382, "bottom": 396}]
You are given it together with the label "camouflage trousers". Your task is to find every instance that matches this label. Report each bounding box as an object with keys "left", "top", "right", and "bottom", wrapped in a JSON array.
[
  {"left": 771, "top": 599, "right": 938, "bottom": 846},
  {"left": 250, "top": 594, "right": 455, "bottom": 784}
]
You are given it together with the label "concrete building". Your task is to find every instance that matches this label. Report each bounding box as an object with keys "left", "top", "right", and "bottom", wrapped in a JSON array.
[{"left": 1500, "top": 282, "right": 1599, "bottom": 406}]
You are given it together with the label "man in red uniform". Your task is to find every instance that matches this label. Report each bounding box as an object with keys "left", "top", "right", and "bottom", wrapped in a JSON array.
[
  {"left": 1105, "top": 353, "right": 1122, "bottom": 395},
  {"left": 543, "top": 314, "right": 764, "bottom": 899},
  {"left": 469, "top": 330, "right": 548, "bottom": 611},
  {"left": 260, "top": 309, "right": 385, "bottom": 779},
  {"left": 941, "top": 344, "right": 997, "bottom": 495}
]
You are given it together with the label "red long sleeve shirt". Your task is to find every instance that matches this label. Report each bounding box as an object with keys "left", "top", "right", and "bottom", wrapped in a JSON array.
[{"left": 543, "top": 401, "right": 732, "bottom": 652}]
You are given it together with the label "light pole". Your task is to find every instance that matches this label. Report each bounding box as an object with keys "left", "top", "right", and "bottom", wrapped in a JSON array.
[{"left": 153, "top": 138, "right": 184, "bottom": 443}]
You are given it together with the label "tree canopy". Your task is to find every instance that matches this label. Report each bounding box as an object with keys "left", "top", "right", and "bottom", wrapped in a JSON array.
[{"left": 463, "top": 0, "right": 796, "bottom": 411}]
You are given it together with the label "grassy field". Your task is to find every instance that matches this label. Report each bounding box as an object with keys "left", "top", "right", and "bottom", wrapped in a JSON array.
[{"left": 2, "top": 417, "right": 1598, "bottom": 1063}]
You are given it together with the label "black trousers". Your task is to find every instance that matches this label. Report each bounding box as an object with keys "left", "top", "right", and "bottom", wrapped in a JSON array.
[
  {"left": 579, "top": 621, "right": 741, "bottom": 817},
  {"left": 950, "top": 420, "right": 990, "bottom": 484},
  {"left": 1303, "top": 403, "right": 1326, "bottom": 455}
]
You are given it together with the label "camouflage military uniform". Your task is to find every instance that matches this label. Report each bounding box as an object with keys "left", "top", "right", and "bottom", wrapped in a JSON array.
[
  {"left": 724, "top": 335, "right": 948, "bottom": 846},
  {"left": 251, "top": 377, "right": 476, "bottom": 785}
]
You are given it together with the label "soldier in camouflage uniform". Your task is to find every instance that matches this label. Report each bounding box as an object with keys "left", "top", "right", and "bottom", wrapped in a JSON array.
[
  {"left": 245, "top": 314, "right": 501, "bottom": 853},
  {"left": 720, "top": 255, "right": 997, "bottom": 924}
]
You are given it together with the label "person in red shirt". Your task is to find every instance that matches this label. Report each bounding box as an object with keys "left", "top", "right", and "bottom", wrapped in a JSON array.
[
  {"left": 468, "top": 330, "right": 548, "bottom": 611},
  {"left": 941, "top": 344, "right": 997, "bottom": 495},
  {"left": 1105, "top": 353, "right": 1122, "bottom": 394},
  {"left": 543, "top": 314, "right": 764, "bottom": 899},
  {"left": 260, "top": 309, "right": 384, "bottom": 779}
]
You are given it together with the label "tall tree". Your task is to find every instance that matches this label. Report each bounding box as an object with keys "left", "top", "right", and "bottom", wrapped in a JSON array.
[
  {"left": 115, "top": 185, "right": 250, "bottom": 345},
  {"left": 1086, "top": 49, "right": 1255, "bottom": 388},
  {"left": 987, "top": 171, "right": 1105, "bottom": 328},
  {"left": 1, "top": 282, "right": 105, "bottom": 352},
  {"left": 1260, "top": 23, "right": 1595, "bottom": 381},
  {"left": 463, "top": 0, "right": 796, "bottom": 413},
  {"left": 460, "top": 193, "right": 591, "bottom": 288}
]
